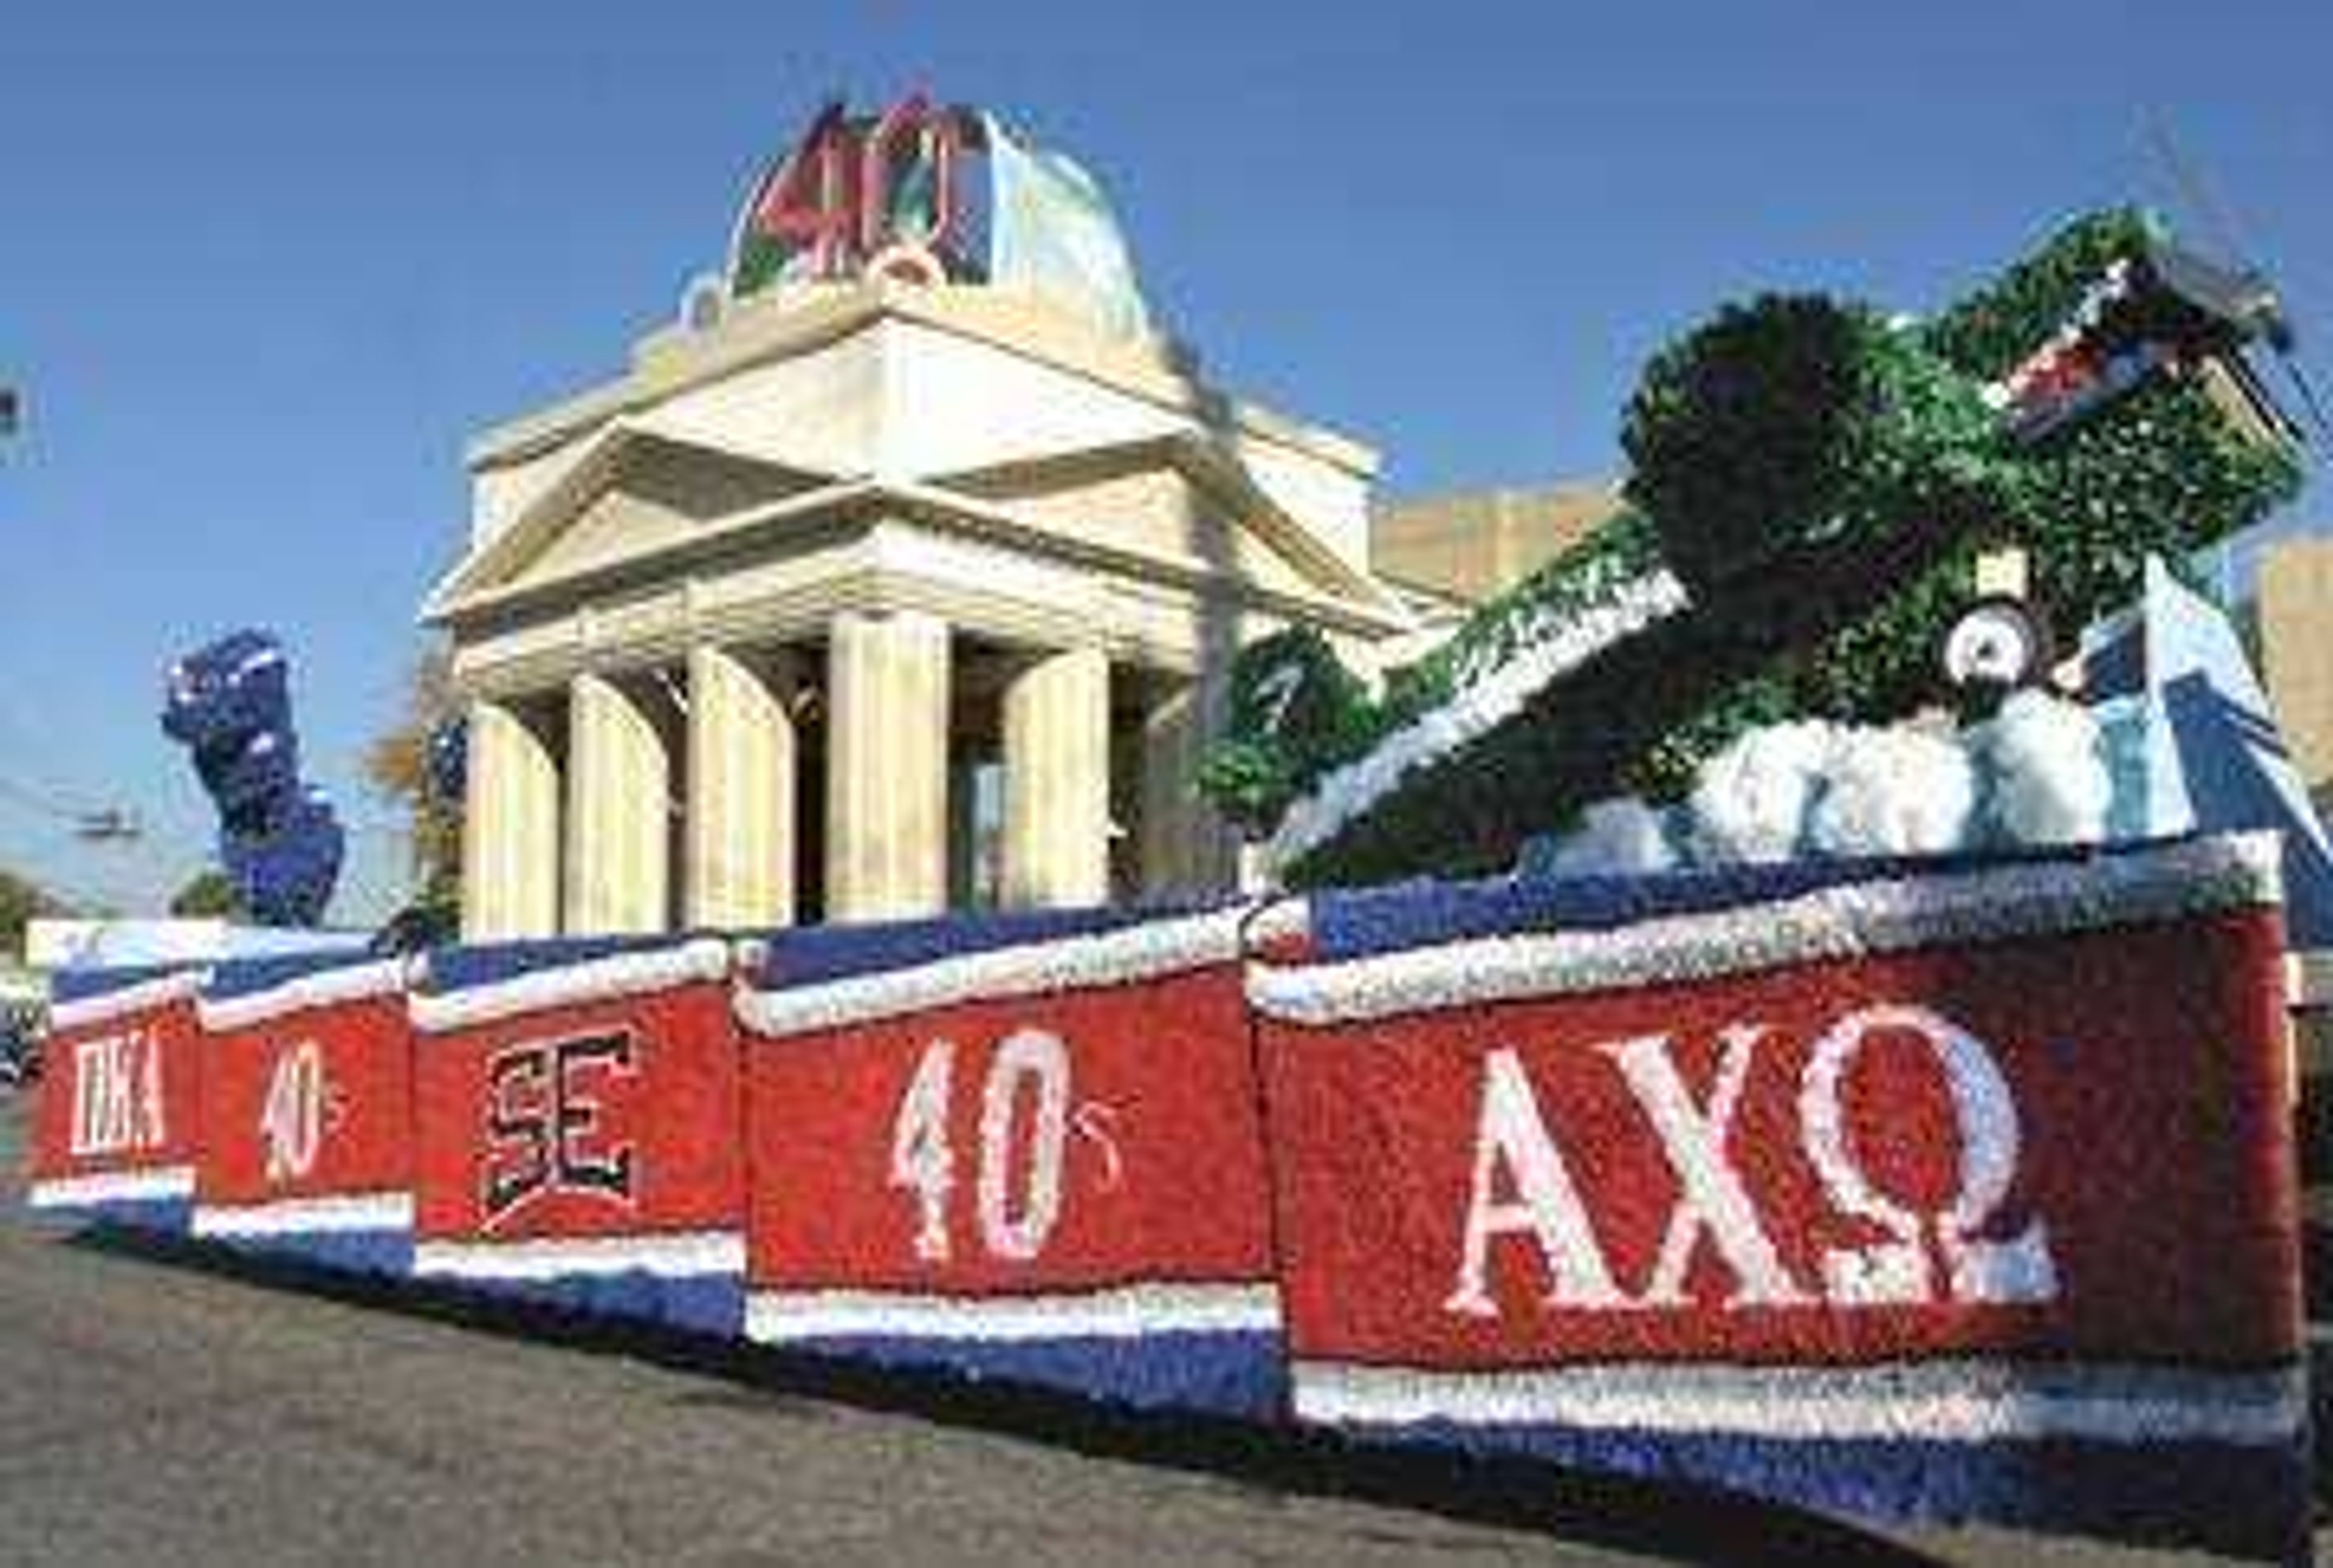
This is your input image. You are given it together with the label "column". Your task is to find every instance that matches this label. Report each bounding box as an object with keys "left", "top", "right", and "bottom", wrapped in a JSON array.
[
  {"left": 1137, "top": 675, "right": 1242, "bottom": 899},
  {"left": 461, "top": 698, "right": 560, "bottom": 942},
  {"left": 1001, "top": 645, "right": 1111, "bottom": 908},
  {"left": 563, "top": 672, "right": 671, "bottom": 934},
  {"left": 685, "top": 645, "right": 797, "bottom": 930},
  {"left": 826, "top": 610, "right": 951, "bottom": 921}
]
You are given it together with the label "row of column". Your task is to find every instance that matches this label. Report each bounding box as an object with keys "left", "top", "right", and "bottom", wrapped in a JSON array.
[{"left": 461, "top": 611, "right": 1112, "bottom": 941}]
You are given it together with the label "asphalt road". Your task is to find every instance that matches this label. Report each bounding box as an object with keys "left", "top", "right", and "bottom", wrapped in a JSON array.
[{"left": 0, "top": 1097, "right": 2319, "bottom": 1568}]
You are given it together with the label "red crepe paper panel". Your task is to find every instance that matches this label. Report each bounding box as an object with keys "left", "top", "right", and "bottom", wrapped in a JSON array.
[
  {"left": 197, "top": 995, "right": 413, "bottom": 1211},
  {"left": 31, "top": 992, "right": 205, "bottom": 1200},
  {"left": 414, "top": 981, "right": 743, "bottom": 1245},
  {"left": 745, "top": 963, "right": 1273, "bottom": 1296},
  {"left": 1260, "top": 909, "right": 2300, "bottom": 1370}
]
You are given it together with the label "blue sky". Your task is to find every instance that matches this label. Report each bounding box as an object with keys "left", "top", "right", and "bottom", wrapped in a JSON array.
[{"left": 0, "top": 1, "right": 2325, "bottom": 923}]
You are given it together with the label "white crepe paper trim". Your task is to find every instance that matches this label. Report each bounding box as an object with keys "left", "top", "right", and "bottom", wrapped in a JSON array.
[
  {"left": 736, "top": 905, "right": 1262, "bottom": 1038},
  {"left": 28, "top": 1165, "right": 196, "bottom": 1210},
  {"left": 412, "top": 1230, "right": 744, "bottom": 1281},
  {"left": 50, "top": 971, "right": 208, "bottom": 1033},
  {"left": 1243, "top": 897, "right": 1312, "bottom": 949},
  {"left": 1249, "top": 832, "right": 2283, "bottom": 1027},
  {"left": 193, "top": 1191, "right": 414, "bottom": 1239},
  {"left": 1290, "top": 1355, "right": 2303, "bottom": 1448},
  {"left": 1268, "top": 568, "right": 1690, "bottom": 870},
  {"left": 197, "top": 957, "right": 416, "bottom": 1032},
  {"left": 745, "top": 1282, "right": 1282, "bottom": 1344},
  {"left": 409, "top": 938, "right": 732, "bottom": 1034}
]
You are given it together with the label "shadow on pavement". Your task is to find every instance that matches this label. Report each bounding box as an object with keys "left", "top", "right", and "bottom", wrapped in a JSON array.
[
  {"left": 64, "top": 1225, "right": 1941, "bottom": 1568},
  {"left": 2309, "top": 1219, "right": 2330, "bottom": 1530}
]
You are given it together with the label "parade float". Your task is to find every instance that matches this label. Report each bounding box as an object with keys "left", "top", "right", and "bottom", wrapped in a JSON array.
[{"left": 22, "top": 97, "right": 2322, "bottom": 1561}]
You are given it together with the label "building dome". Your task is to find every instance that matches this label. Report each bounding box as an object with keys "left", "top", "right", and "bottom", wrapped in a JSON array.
[{"left": 724, "top": 95, "right": 1152, "bottom": 343}]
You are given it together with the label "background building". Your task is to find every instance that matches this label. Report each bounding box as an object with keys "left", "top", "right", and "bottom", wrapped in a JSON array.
[
  {"left": 1370, "top": 481, "right": 1625, "bottom": 607},
  {"left": 2258, "top": 533, "right": 2333, "bottom": 816}
]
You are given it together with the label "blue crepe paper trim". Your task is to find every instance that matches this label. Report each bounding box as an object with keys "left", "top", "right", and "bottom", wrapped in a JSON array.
[
  {"left": 1335, "top": 1419, "right": 2309, "bottom": 1562},
  {"left": 1310, "top": 835, "right": 2194, "bottom": 960},
  {"left": 750, "top": 897, "right": 1233, "bottom": 988},
  {"left": 421, "top": 933, "right": 702, "bottom": 994},
  {"left": 442, "top": 1269, "right": 745, "bottom": 1339},
  {"left": 208, "top": 1227, "right": 414, "bottom": 1278},
  {"left": 46, "top": 1195, "right": 194, "bottom": 1236},
  {"left": 204, "top": 947, "right": 396, "bottom": 1002},
  {"left": 49, "top": 962, "right": 192, "bottom": 1006},
  {"left": 789, "top": 1329, "right": 1284, "bottom": 1419}
]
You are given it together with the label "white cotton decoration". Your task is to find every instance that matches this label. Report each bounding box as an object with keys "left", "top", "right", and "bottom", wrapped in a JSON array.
[
  {"left": 1806, "top": 725, "right": 1978, "bottom": 860},
  {"left": 1688, "top": 721, "right": 1837, "bottom": 864},
  {"left": 1976, "top": 690, "right": 2113, "bottom": 847},
  {"left": 1542, "top": 797, "right": 1680, "bottom": 879}
]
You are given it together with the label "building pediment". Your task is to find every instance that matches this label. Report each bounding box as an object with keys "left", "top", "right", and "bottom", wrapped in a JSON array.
[
  {"left": 425, "top": 419, "right": 844, "bottom": 620},
  {"left": 926, "top": 432, "right": 1409, "bottom": 625},
  {"left": 430, "top": 422, "right": 1411, "bottom": 642}
]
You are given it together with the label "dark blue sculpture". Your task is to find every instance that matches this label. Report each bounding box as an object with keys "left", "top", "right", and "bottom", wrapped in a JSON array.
[{"left": 162, "top": 630, "right": 345, "bottom": 926}]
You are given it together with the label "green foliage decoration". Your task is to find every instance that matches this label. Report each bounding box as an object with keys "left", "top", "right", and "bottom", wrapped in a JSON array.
[
  {"left": 1378, "top": 508, "right": 1667, "bottom": 729},
  {"left": 1201, "top": 205, "right": 2305, "bottom": 888},
  {"left": 1195, "top": 627, "right": 1375, "bottom": 835},
  {"left": 1623, "top": 296, "right": 2007, "bottom": 597}
]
